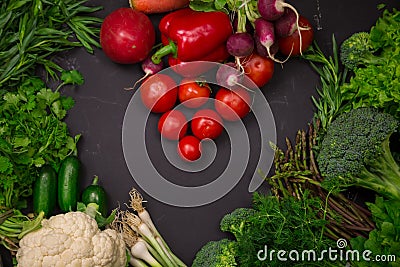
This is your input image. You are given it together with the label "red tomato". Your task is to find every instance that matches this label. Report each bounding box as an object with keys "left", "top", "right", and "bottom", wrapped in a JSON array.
[
  {"left": 140, "top": 74, "right": 178, "bottom": 113},
  {"left": 241, "top": 53, "right": 274, "bottom": 88},
  {"left": 178, "top": 78, "right": 211, "bottom": 108},
  {"left": 191, "top": 109, "right": 224, "bottom": 140},
  {"left": 178, "top": 135, "right": 202, "bottom": 161},
  {"left": 157, "top": 110, "right": 188, "bottom": 140},
  {"left": 278, "top": 16, "right": 314, "bottom": 57},
  {"left": 215, "top": 88, "right": 251, "bottom": 121},
  {"left": 100, "top": 8, "right": 155, "bottom": 64}
]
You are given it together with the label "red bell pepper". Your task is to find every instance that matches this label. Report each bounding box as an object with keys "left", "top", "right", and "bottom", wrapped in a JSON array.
[{"left": 152, "top": 8, "right": 233, "bottom": 65}]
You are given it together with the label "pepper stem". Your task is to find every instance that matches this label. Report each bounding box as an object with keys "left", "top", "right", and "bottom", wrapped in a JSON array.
[{"left": 151, "top": 40, "right": 177, "bottom": 64}]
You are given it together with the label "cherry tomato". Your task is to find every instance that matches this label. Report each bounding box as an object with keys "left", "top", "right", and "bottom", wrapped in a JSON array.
[
  {"left": 178, "top": 135, "right": 202, "bottom": 161},
  {"left": 191, "top": 109, "right": 224, "bottom": 140},
  {"left": 278, "top": 16, "right": 314, "bottom": 56},
  {"left": 100, "top": 8, "right": 155, "bottom": 64},
  {"left": 157, "top": 110, "right": 188, "bottom": 140},
  {"left": 178, "top": 78, "right": 211, "bottom": 108},
  {"left": 215, "top": 88, "right": 251, "bottom": 121},
  {"left": 241, "top": 53, "right": 274, "bottom": 88},
  {"left": 140, "top": 74, "right": 178, "bottom": 113}
]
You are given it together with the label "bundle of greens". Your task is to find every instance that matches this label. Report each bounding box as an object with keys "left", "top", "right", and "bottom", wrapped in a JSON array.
[
  {"left": 110, "top": 188, "right": 187, "bottom": 267},
  {"left": 350, "top": 197, "right": 400, "bottom": 266},
  {"left": 0, "top": 0, "right": 102, "bottom": 90},
  {"left": 267, "top": 122, "right": 374, "bottom": 241},
  {"left": 193, "top": 191, "right": 343, "bottom": 267},
  {"left": 339, "top": 8, "right": 400, "bottom": 120},
  {"left": 0, "top": 71, "right": 82, "bottom": 209}
]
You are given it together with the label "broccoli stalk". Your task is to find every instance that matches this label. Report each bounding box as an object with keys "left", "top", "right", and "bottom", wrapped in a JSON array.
[
  {"left": 353, "top": 135, "right": 400, "bottom": 199},
  {"left": 317, "top": 107, "right": 400, "bottom": 200},
  {"left": 340, "top": 32, "right": 384, "bottom": 70}
]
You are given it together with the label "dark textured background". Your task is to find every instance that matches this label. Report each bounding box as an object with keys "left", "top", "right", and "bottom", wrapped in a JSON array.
[{"left": 2, "top": 0, "right": 400, "bottom": 266}]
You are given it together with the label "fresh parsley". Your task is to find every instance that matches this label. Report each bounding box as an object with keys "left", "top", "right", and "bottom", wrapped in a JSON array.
[{"left": 0, "top": 71, "right": 82, "bottom": 208}]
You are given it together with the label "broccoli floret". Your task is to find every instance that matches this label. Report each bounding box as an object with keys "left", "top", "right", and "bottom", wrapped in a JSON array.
[
  {"left": 191, "top": 239, "right": 237, "bottom": 267},
  {"left": 317, "top": 107, "right": 400, "bottom": 200},
  {"left": 219, "top": 207, "right": 256, "bottom": 239},
  {"left": 340, "top": 32, "right": 383, "bottom": 70}
]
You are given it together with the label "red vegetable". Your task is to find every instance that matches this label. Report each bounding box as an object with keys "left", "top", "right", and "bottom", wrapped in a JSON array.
[
  {"left": 215, "top": 88, "right": 251, "bottom": 121},
  {"left": 278, "top": 16, "right": 314, "bottom": 56},
  {"left": 152, "top": 8, "right": 232, "bottom": 64},
  {"left": 140, "top": 74, "right": 178, "bottom": 113},
  {"left": 178, "top": 78, "right": 211, "bottom": 109},
  {"left": 191, "top": 109, "right": 224, "bottom": 140},
  {"left": 241, "top": 53, "right": 275, "bottom": 88},
  {"left": 178, "top": 135, "right": 202, "bottom": 161},
  {"left": 158, "top": 110, "right": 188, "bottom": 140},
  {"left": 100, "top": 8, "right": 155, "bottom": 64}
]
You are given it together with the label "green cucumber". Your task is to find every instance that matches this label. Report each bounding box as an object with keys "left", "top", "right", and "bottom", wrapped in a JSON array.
[
  {"left": 81, "top": 176, "right": 108, "bottom": 217},
  {"left": 33, "top": 165, "right": 57, "bottom": 217},
  {"left": 58, "top": 155, "right": 81, "bottom": 212}
]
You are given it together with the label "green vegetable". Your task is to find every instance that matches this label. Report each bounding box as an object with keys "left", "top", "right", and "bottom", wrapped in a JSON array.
[
  {"left": 76, "top": 202, "right": 116, "bottom": 229},
  {"left": 192, "top": 239, "right": 237, "bottom": 267},
  {"left": 339, "top": 8, "right": 400, "bottom": 120},
  {"left": 189, "top": 0, "right": 260, "bottom": 35},
  {"left": 81, "top": 175, "right": 108, "bottom": 217},
  {"left": 0, "top": 209, "right": 44, "bottom": 253},
  {"left": 266, "top": 124, "right": 374, "bottom": 241},
  {"left": 0, "top": 0, "right": 103, "bottom": 90},
  {"left": 302, "top": 36, "right": 349, "bottom": 134},
  {"left": 317, "top": 107, "right": 400, "bottom": 200},
  {"left": 219, "top": 208, "right": 256, "bottom": 240},
  {"left": 193, "top": 191, "right": 342, "bottom": 267},
  {"left": 58, "top": 155, "right": 81, "bottom": 212},
  {"left": 33, "top": 165, "right": 57, "bottom": 217},
  {"left": 0, "top": 73, "right": 81, "bottom": 209},
  {"left": 339, "top": 32, "right": 384, "bottom": 71},
  {"left": 350, "top": 197, "right": 400, "bottom": 266}
]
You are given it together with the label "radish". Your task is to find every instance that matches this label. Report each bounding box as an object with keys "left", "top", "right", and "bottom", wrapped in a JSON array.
[
  {"left": 258, "top": 0, "right": 298, "bottom": 21},
  {"left": 125, "top": 55, "right": 163, "bottom": 90},
  {"left": 254, "top": 18, "right": 287, "bottom": 63},
  {"left": 255, "top": 33, "right": 279, "bottom": 59},
  {"left": 226, "top": 32, "right": 255, "bottom": 58},
  {"left": 258, "top": 0, "right": 305, "bottom": 54},
  {"left": 274, "top": 8, "right": 297, "bottom": 37},
  {"left": 216, "top": 62, "right": 244, "bottom": 89}
]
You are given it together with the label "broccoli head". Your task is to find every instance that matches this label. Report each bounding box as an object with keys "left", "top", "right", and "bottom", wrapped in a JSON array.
[
  {"left": 219, "top": 207, "right": 256, "bottom": 239},
  {"left": 191, "top": 239, "right": 237, "bottom": 267},
  {"left": 317, "top": 107, "right": 400, "bottom": 200},
  {"left": 340, "top": 32, "right": 383, "bottom": 70}
]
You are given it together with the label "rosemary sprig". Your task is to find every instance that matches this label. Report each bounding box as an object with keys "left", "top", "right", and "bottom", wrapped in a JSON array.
[{"left": 301, "top": 35, "right": 350, "bottom": 135}]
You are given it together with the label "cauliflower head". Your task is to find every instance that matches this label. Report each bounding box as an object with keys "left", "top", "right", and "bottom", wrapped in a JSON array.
[{"left": 16, "top": 211, "right": 126, "bottom": 267}]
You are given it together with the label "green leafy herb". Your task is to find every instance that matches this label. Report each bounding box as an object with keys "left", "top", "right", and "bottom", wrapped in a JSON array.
[
  {"left": 350, "top": 197, "right": 400, "bottom": 266},
  {"left": 339, "top": 8, "right": 400, "bottom": 120},
  {"left": 0, "top": 0, "right": 102, "bottom": 90},
  {"left": 0, "top": 75, "right": 80, "bottom": 208},
  {"left": 302, "top": 36, "right": 349, "bottom": 135}
]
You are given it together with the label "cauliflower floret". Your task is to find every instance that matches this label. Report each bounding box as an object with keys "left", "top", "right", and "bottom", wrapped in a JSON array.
[{"left": 16, "top": 212, "right": 126, "bottom": 267}]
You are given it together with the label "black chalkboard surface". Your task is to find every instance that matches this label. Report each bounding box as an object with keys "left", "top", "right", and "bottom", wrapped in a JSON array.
[{"left": 2, "top": 0, "right": 400, "bottom": 266}]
